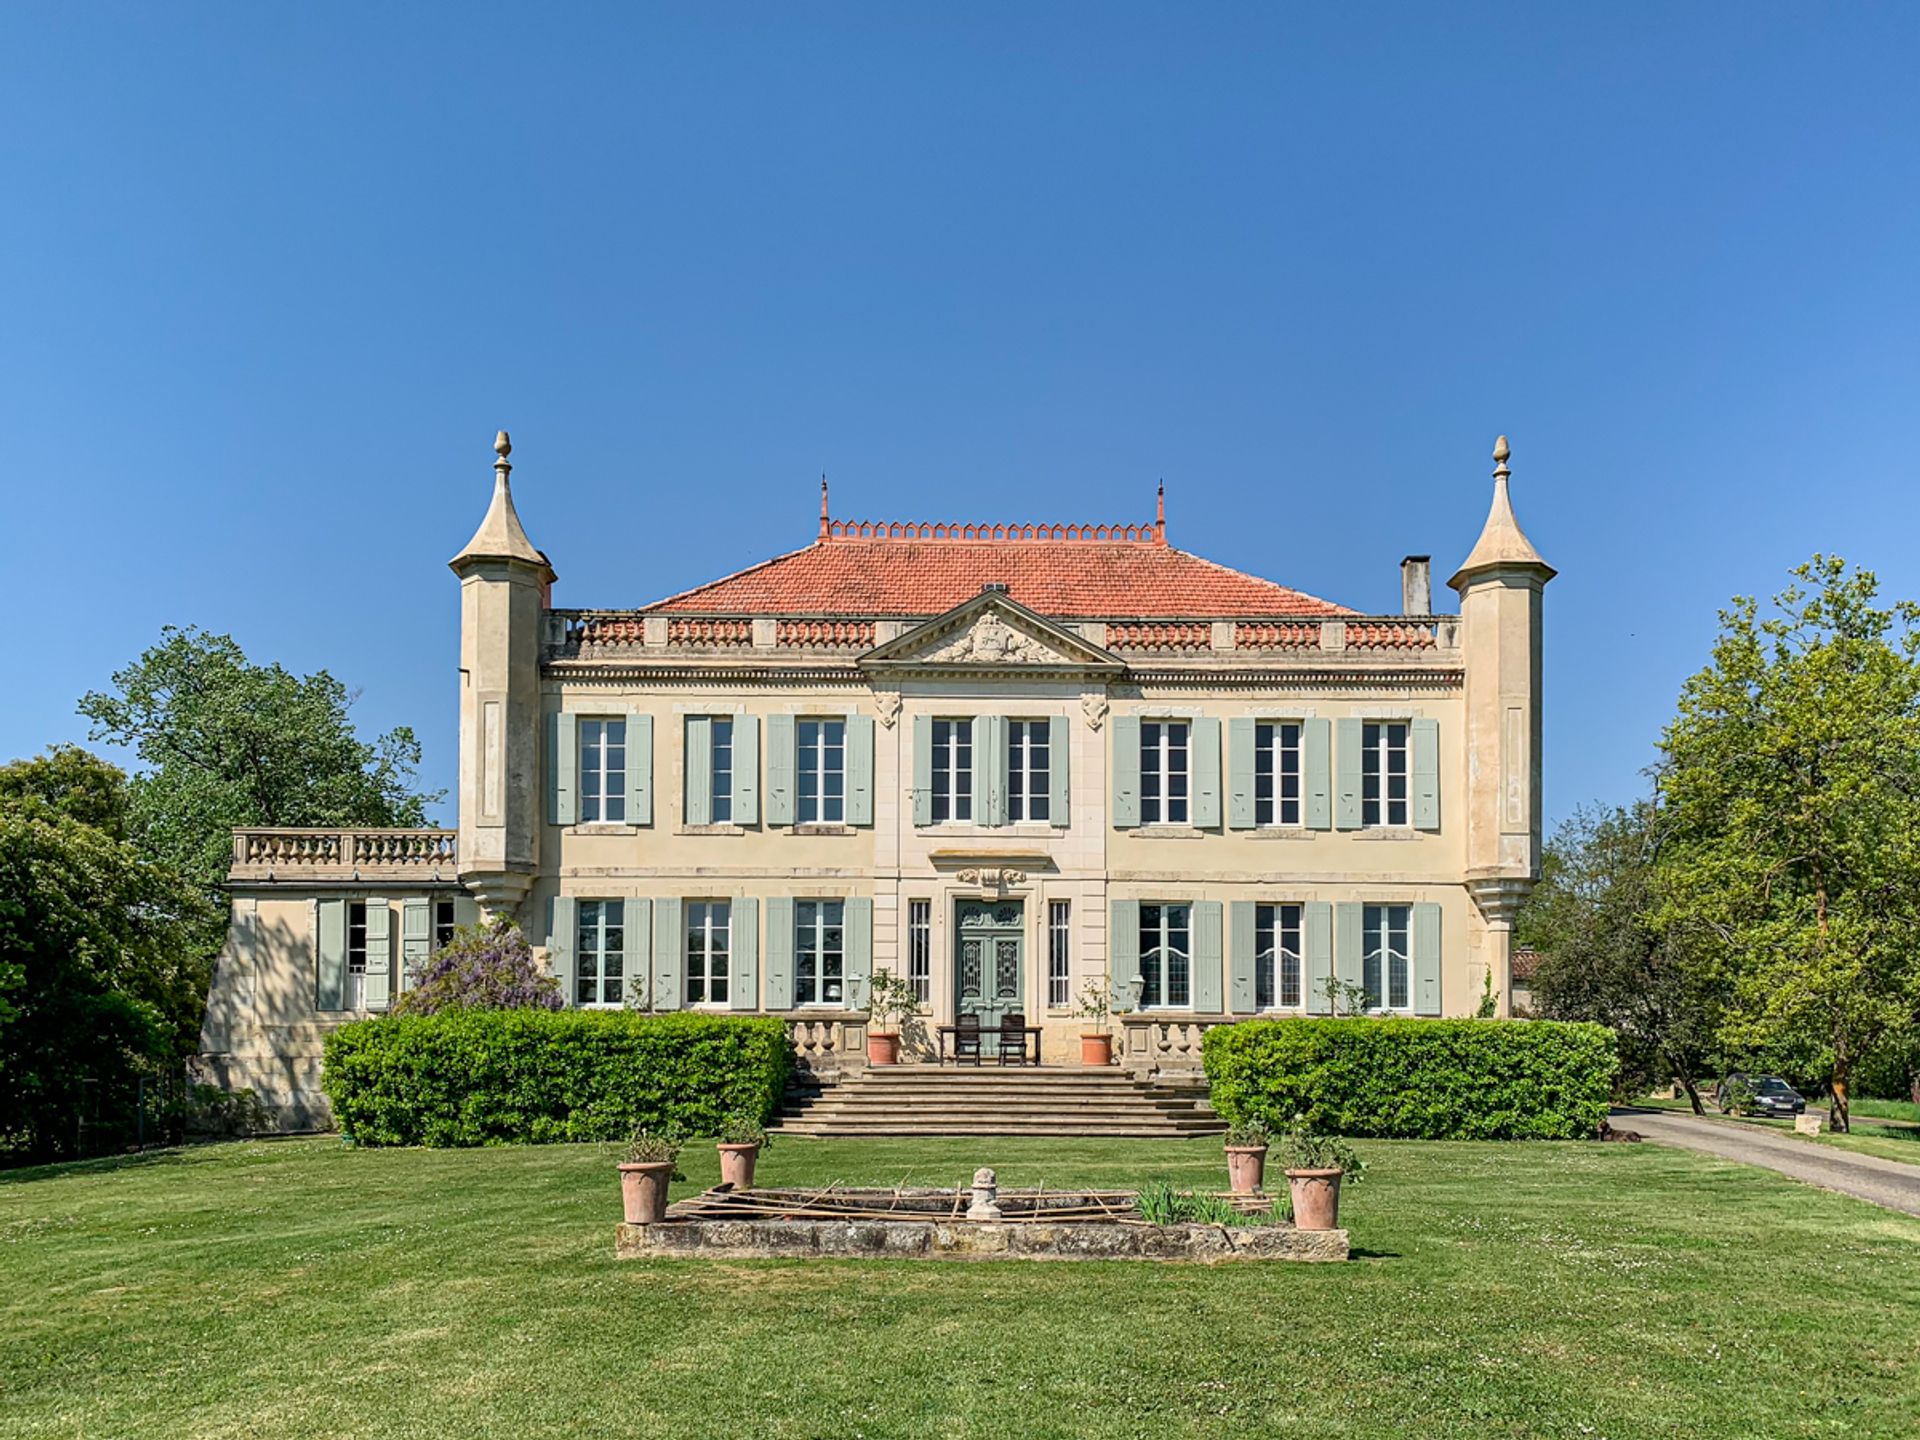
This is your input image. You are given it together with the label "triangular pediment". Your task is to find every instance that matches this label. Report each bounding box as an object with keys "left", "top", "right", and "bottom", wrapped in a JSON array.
[{"left": 860, "top": 593, "right": 1124, "bottom": 675}]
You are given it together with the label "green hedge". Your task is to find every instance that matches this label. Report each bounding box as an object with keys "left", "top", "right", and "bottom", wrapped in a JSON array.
[
  {"left": 1203, "top": 1018, "right": 1618, "bottom": 1141},
  {"left": 321, "top": 1010, "right": 792, "bottom": 1147}
]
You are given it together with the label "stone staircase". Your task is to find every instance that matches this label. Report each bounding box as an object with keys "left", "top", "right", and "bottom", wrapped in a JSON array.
[{"left": 776, "top": 1065, "right": 1223, "bottom": 1139}]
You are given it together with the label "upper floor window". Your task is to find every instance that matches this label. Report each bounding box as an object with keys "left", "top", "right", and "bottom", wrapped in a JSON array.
[
  {"left": 1255, "top": 722, "right": 1302, "bottom": 828},
  {"left": 580, "top": 718, "right": 627, "bottom": 823},
  {"left": 1361, "top": 721, "right": 1409, "bottom": 828},
  {"left": 794, "top": 899, "right": 845, "bottom": 1005},
  {"left": 931, "top": 719, "right": 972, "bottom": 823},
  {"left": 1008, "top": 720, "right": 1051, "bottom": 823},
  {"left": 797, "top": 719, "right": 845, "bottom": 824},
  {"left": 686, "top": 901, "right": 730, "bottom": 1006},
  {"left": 709, "top": 718, "right": 734, "bottom": 824},
  {"left": 1139, "top": 721, "right": 1189, "bottom": 825},
  {"left": 1363, "top": 903, "right": 1411, "bottom": 1011},
  {"left": 1138, "top": 902, "right": 1191, "bottom": 1009},
  {"left": 1254, "top": 903, "right": 1303, "bottom": 1010},
  {"left": 576, "top": 899, "right": 625, "bottom": 1006}
]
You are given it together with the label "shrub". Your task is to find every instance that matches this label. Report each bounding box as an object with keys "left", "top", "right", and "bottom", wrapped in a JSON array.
[
  {"left": 321, "top": 1010, "right": 791, "bottom": 1146},
  {"left": 392, "top": 918, "right": 560, "bottom": 1016},
  {"left": 1204, "top": 1018, "right": 1618, "bottom": 1141}
]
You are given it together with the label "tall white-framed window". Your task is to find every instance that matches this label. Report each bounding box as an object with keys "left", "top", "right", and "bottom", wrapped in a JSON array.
[
  {"left": 794, "top": 899, "right": 846, "bottom": 1005},
  {"left": 1048, "top": 899, "right": 1072, "bottom": 1007},
  {"left": 575, "top": 899, "right": 626, "bottom": 1006},
  {"left": 797, "top": 719, "right": 846, "bottom": 824},
  {"left": 930, "top": 719, "right": 972, "bottom": 823},
  {"left": 1363, "top": 904, "right": 1412, "bottom": 1011},
  {"left": 1255, "top": 722, "right": 1303, "bottom": 828},
  {"left": 1138, "top": 902, "right": 1191, "bottom": 1009},
  {"left": 686, "top": 901, "right": 731, "bottom": 1006},
  {"left": 1008, "top": 720, "right": 1051, "bottom": 823},
  {"left": 1361, "top": 721, "right": 1410, "bottom": 828},
  {"left": 1254, "top": 903, "right": 1303, "bottom": 1009},
  {"left": 710, "top": 719, "right": 734, "bottom": 824},
  {"left": 907, "top": 900, "right": 932, "bottom": 1003},
  {"left": 579, "top": 718, "right": 628, "bottom": 823},
  {"left": 1139, "top": 721, "right": 1190, "bottom": 825},
  {"left": 347, "top": 901, "right": 369, "bottom": 1008}
]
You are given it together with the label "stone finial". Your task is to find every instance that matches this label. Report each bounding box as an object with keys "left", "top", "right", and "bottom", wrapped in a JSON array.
[
  {"left": 495, "top": 429, "right": 512, "bottom": 461},
  {"left": 967, "top": 1166, "right": 1002, "bottom": 1220},
  {"left": 450, "top": 428, "right": 555, "bottom": 580},
  {"left": 1492, "top": 434, "right": 1509, "bottom": 474},
  {"left": 1447, "top": 432, "right": 1553, "bottom": 591}
]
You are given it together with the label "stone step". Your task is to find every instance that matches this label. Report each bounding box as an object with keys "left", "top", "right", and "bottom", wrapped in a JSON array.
[
  {"left": 775, "top": 1062, "right": 1223, "bottom": 1137},
  {"left": 778, "top": 1121, "right": 1221, "bottom": 1138}
]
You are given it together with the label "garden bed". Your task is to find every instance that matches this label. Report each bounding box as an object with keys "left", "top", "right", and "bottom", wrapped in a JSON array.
[{"left": 614, "top": 1184, "right": 1349, "bottom": 1262}]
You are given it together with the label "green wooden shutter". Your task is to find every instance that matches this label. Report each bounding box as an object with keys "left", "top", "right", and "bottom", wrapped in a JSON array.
[
  {"left": 315, "top": 898, "right": 347, "bottom": 1011},
  {"left": 1412, "top": 718, "right": 1440, "bottom": 832},
  {"left": 1048, "top": 714, "right": 1070, "bottom": 827},
  {"left": 1228, "top": 901, "right": 1256, "bottom": 1014},
  {"left": 971, "top": 716, "right": 993, "bottom": 825},
  {"left": 1192, "top": 900, "right": 1223, "bottom": 1013},
  {"left": 547, "top": 895, "right": 576, "bottom": 1008},
  {"left": 765, "top": 897, "right": 794, "bottom": 1010},
  {"left": 845, "top": 897, "right": 873, "bottom": 1009},
  {"left": 1335, "top": 902, "right": 1364, "bottom": 1010},
  {"left": 1304, "top": 902, "right": 1332, "bottom": 1015},
  {"left": 729, "top": 897, "right": 759, "bottom": 1010},
  {"left": 1334, "top": 718, "right": 1363, "bottom": 830},
  {"left": 626, "top": 712, "right": 653, "bottom": 825},
  {"left": 452, "top": 894, "right": 480, "bottom": 930},
  {"left": 626, "top": 897, "right": 652, "bottom": 1008},
  {"left": 652, "top": 898, "right": 682, "bottom": 1011},
  {"left": 362, "top": 899, "right": 392, "bottom": 1010},
  {"left": 986, "top": 716, "right": 1009, "bottom": 827},
  {"left": 548, "top": 712, "right": 578, "bottom": 826},
  {"left": 1111, "top": 716, "right": 1141, "bottom": 828},
  {"left": 733, "top": 716, "right": 759, "bottom": 824},
  {"left": 912, "top": 715, "right": 933, "bottom": 826},
  {"left": 1413, "top": 902, "right": 1442, "bottom": 1015},
  {"left": 684, "top": 717, "right": 713, "bottom": 826},
  {"left": 400, "top": 899, "right": 431, "bottom": 992},
  {"left": 766, "top": 716, "right": 796, "bottom": 825},
  {"left": 848, "top": 714, "right": 875, "bottom": 826},
  {"left": 1227, "top": 718, "right": 1256, "bottom": 830},
  {"left": 1192, "top": 717, "right": 1222, "bottom": 828},
  {"left": 1304, "top": 718, "right": 1332, "bottom": 830},
  {"left": 1109, "top": 899, "right": 1141, "bottom": 1003}
]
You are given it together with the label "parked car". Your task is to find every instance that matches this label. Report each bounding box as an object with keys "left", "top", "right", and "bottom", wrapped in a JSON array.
[{"left": 1715, "top": 1072, "right": 1807, "bottom": 1117}]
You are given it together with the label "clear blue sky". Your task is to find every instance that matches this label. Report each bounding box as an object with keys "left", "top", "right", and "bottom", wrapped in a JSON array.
[{"left": 4, "top": 4, "right": 1918, "bottom": 828}]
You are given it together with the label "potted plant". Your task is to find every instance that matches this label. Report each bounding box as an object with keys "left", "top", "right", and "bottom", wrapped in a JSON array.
[
  {"left": 1276, "top": 1115, "right": 1363, "bottom": 1231},
  {"left": 1074, "top": 978, "right": 1118, "bottom": 1067},
  {"left": 617, "top": 1126, "right": 683, "bottom": 1225},
  {"left": 716, "top": 1114, "right": 769, "bottom": 1190},
  {"left": 866, "top": 967, "right": 919, "bottom": 1065},
  {"left": 1223, "top": 1117, "right": 1273, "bottom": 1195}
]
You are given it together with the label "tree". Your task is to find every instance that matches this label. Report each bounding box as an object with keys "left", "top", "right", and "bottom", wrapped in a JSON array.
[
  {"left": 1657, "top": 557, "right": 1920, "bottom": 1131},
  {"left": 79, "top": 627, "right": 441, "bottom": 906},
  {"left": 0, "top": 750, "right": 210, "bottom": 1158},
  {"left": 1517, "top": 802, "right": 1724, "bottom": 1112},
  {"left": 392, "top": 919, "right": 560, "bottom": 1016}
]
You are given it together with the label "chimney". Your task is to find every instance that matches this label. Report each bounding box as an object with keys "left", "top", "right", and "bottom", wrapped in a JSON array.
[{"left": 1401, "top": 556, "right": 1432, "bottom": 616}]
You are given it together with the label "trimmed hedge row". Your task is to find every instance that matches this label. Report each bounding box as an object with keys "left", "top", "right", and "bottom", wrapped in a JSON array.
[
  {"left": 321, "top": 1010, "right": 792, "bottom": 1147},
  {"left": 1203, "top": 1018, "right": 1618, "bottom": 1141}
]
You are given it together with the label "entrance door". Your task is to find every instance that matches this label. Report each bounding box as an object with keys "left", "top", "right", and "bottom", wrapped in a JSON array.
[{"left": 955, "top": 899, "right": 1024, "bottom": 1044}]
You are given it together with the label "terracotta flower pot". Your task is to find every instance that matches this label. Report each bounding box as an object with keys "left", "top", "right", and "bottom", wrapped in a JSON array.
[
  {"left": 867, "top": 1031, "right": 902, "bottom": 1065},
  {"left": 717, "top": 1141, "right": 761, "bottom": 1190},
  {"left": 1286, "top": 1167, "right": 1344, "bottom": 1231},
  {"left": 1081, "top": 1032, "right": 1113, "bottom": 1067},
  {"left": 618, "top": 1161, "right": 675, "bottom": 1225},
  {"left": 1225, "top": 1144, "right": 1268, "bottom": 1195}
]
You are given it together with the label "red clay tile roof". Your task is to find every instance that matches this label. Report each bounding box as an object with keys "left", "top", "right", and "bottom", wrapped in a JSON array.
[
  {"left": 1511, "top": 946, "right": 1541, "bottom": 983},
  {"left": 642, "top": 521, "right": 1353, "bottom": 619}
]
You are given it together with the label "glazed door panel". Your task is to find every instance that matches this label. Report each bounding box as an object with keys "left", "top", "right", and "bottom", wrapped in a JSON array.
[{"left": 954, "top": 900, "right": 1025, "bottom": 1042}]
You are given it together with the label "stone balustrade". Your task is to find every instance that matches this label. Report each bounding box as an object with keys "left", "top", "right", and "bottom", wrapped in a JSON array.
[
  {"left": 230, "top": 828, "right": 459, "bottom": 882},
  {"left": 1118, "top": 1016, "right": 1237, "bottom": 1078},
  {"left": 787, "top": 1013, "right": 870, "bottom": 1079}
]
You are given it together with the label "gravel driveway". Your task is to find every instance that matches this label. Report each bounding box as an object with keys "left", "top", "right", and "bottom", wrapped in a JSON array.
[{"left": 1613, "top": 1106, "right": 1920, "bottom": 1217}]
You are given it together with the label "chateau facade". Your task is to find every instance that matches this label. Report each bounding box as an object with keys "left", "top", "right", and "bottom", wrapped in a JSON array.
[{"left": 199, "top": 434, "right": 1552, "bottom": 1128}]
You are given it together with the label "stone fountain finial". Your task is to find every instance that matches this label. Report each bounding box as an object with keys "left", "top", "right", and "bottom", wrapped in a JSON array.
[{"left": 967, "top": 1166, "right": 1002, "bottom": 1220}]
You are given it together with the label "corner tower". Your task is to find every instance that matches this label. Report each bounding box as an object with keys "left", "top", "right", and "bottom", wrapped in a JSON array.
[
  {"left": 449, "top": 431, "right": 554, "bottom": 919},
  {"left": 1449, "top": 436, "right": 1554, "bottom": 1016}
]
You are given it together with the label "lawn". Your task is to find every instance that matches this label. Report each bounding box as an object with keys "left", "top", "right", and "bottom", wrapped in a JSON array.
[{"left": 4, "top": 1136, "right": 1919, "bottom": 1440}]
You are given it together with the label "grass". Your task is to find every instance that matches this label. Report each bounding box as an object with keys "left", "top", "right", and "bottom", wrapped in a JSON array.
[
  {"left": 4, "top": 1136, "right": 1920, "bottom": 1439},
  {"left": 1631, "top": 1095, "right": 1920, "bottom": 1166}
]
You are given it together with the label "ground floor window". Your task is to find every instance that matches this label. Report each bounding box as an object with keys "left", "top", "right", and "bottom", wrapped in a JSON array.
[
  {"left": 1364, "top": 904, "right": 1411, "bottom": 1011},
  {"left": 795, "top": 900, "right": 845, "bottom": 1005},
  {"left": 1254, "top": 903, "right": 1302, "bottom": 1009},
  {"left": 576, "top": 899, "right": 625, "bottom": 1006},
  {"left": 907, "top": 900, "right": 931, "bottom": 1004},
  {"left": 1138, "top": 903, "right": 1191, "bottom": 1009},
  {"left": 1048, "top": 900, "right": 1071, "bottom": 1007},
  {"left": 433, "top": 899, "right": 457, "bottom": 951},
  {"left": 686, "top": 901, "right": 730, "bottom": 1005}
]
